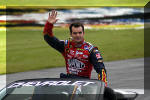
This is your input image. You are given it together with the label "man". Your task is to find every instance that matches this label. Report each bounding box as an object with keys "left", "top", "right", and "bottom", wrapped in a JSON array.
[{"left": 43, "top": 10, "right": 107, "bottom": 86}]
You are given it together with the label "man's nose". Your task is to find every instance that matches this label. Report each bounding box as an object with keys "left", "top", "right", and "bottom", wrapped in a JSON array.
[{"left": 76, "top": 33, "right": 80, "bottom": 36}]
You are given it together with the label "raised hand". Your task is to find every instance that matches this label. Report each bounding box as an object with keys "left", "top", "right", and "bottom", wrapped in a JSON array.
[{"left": 48, "top": 10, "right": 58, "bottom": 24}]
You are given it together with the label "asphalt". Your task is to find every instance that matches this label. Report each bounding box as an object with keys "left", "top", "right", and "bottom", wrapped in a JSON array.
[{"left": 0, "top": 58, "right": 148, "bottom": 100}]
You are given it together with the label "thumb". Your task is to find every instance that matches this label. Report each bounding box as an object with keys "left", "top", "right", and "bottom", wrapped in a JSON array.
[
  {"left": 56, "top": 19, "right": 59, "bottom": 22},
  {"left": 55, "top": 19, "right": 59, "bottom": 23}
]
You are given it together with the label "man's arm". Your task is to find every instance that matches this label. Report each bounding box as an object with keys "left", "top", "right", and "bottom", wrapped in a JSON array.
[
  {"left": 43, "top": 10, "right": 64, "bottom": 53},
  {"left": 90, "top": 48, "right": 107, "bottom": 86}
]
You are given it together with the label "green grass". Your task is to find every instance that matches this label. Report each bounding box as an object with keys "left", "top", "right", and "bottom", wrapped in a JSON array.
[
  {"left": 0, "top": 30, "right": 6, "bottom": 74},
  {"left": 0, "top": 0, "right": 149, "bottom": 6},
  {"left": 1, "top": 27, "right": 144, "bottom": 74},
  {"left": 84, "top": 29, "right": 144, "bottom": 61}
]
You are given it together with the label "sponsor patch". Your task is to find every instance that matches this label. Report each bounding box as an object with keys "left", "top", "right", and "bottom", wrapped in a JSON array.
[
  {"left": 84, "top": 45, "right": 89, "bottom": 50},
  {"left": 98, "top": 59, "right": 103, "bottom": 63},
  {"left": 70, "top": 50, "right": 75, "bottom": 55},
  {"left": 89, "top": 45, "right": 94, "bottom": 52},
  {"left": 77, "top": 48, "right": 84, "bottom": 51},
  {"left": 83, "top": 55, "right": 88, "bottom": 58},
  {"left": 76, "top": 51, "right": 83, "bottom": 55},
  {"left": 96, "top": 53, "right": 101, "bottom": 59},
  {"left": 67, "top": 54, "right": 72, "bottom": 58},
  {"left": 93, "top": 49, "right": 99, "bottom": 53}
]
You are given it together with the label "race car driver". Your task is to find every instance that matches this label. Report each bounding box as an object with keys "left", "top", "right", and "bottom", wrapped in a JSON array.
[{"left": 43, "top": 10, "right": 107, "bottom": 86}]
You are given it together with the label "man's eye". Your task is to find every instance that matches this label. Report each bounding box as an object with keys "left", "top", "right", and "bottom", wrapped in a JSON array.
[
  {"left": 79, "top": 32, "right": 82, "bottom": 34},
  {"left": 73, "top": 32, "right": 77, "bottom": 34}
]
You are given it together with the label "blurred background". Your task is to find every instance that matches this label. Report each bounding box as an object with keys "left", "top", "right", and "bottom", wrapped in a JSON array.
[{"left": 2, "top": 7, "right": 150, "bottom": 29}]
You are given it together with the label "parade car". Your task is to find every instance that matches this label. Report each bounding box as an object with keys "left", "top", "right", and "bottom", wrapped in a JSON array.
[{"left": 0, "top": 78, "right": 138, "bottom": 100}]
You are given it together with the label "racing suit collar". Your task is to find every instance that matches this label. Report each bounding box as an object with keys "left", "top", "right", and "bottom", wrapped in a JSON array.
[{"left": 71, "top": 39, "right": 84, "bottom": 48}]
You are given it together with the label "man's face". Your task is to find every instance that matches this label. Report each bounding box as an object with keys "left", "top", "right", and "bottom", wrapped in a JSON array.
[{"left": 71, "top": 26, "right": 84, "bottom": 43}]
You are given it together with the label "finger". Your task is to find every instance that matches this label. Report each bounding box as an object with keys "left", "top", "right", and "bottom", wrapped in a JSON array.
[
  {"left": 54, "top": 11, "right": 57, "bottom": 18},
  {"left": 49, "top": 12, "right": 50, "bottom": 17},
  {"left": 56, "top": 19, "right": 59, "bottom": 22},
  {"left": 51, "top": 10, "right": 55, "bottom": 17},
  {"left": 54, "top": 19, "right": 59, "bottom": 23},
  {"left": 50, "top": 10, "right": 53, "bottom": 17}
]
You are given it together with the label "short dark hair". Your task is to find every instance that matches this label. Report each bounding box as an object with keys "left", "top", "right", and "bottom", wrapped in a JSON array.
[{"left": 69, "top": 22, "right": 84, "bottom": 34}]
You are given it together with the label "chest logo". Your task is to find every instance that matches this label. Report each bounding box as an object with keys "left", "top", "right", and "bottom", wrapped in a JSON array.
[
  {"left": 76, "top": 51, "right": 83, "bottom": 55},
  {"left": 68, "top": 59, "right": 85, "bottom": 69}
]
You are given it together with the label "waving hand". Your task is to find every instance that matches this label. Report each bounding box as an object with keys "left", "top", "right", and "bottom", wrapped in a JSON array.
[{"left": 48, "top": 10, "right": 58, "bottom": 24}]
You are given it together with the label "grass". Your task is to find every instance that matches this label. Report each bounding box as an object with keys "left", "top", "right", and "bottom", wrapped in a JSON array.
[
  {"left": 0, "top": 27, "right": 144, "bottom": 74},
  {"left": 0, "top": 0, "right": 149, "bottom": 6},
  {"left": 84, "top": 29, "right": 144, "bottom": 61},
  {"left": 0, "top": 30, "right": 6, "bottom": 74}
]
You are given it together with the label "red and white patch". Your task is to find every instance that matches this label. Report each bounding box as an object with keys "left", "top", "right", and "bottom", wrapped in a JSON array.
[
  {"left": 96, "top": 53, "right": 101, "bottom": 59},
  {"left": 70, "top": 50, "right": 74, "bottom": 55},
  {"left": 67, "top": 54, "right": 72, "bottom": 58}
]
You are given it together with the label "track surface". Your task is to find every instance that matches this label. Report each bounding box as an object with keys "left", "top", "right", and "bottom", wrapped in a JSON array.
[{"left": 0, "top": 58, "right": 148, "bottom": 100}]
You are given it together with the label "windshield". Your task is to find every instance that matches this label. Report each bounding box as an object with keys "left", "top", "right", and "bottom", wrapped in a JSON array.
[{"left": 1, "top": 80, "right": 103, "bottom": 100}]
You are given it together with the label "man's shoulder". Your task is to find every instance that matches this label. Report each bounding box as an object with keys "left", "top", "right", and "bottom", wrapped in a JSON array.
[
  {"left": 84, "top": 41, "right": 98, "bottom": 48},
  {"left": 84, "top": 41, "right": 98, "bottom": 53},
  {"left": 64, "top": 39, "right": 69, "bottom": 46},
  {"left": 84, "top": 41, "right": 93, "bottom": 46}
]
